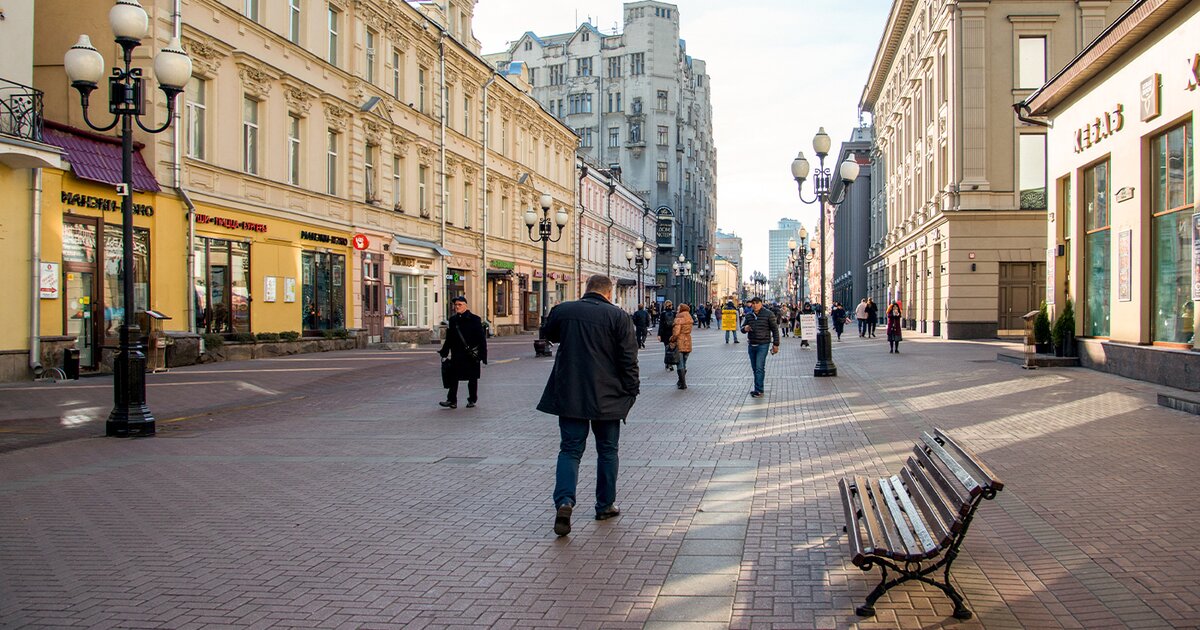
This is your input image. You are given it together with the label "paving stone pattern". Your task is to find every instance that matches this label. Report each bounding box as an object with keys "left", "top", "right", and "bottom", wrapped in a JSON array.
[{"left": 0, "top": 332, "right": 1198, "bottom": 628}]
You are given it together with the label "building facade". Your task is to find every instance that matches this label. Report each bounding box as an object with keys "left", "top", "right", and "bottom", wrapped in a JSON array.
[
  {"left": 830, "top": 127, "right": 875, "bottom": 309},
  {"left": 713, "top": 256, "right": 739, "bottom": 303},
  {"left": 769, "top": 218, "right": 803, "bottom": 294},
  {"left": 861, "top": 0, "right": 1132, "bottom": 338},
  {"left": 23, "top": 0, "right": 577, "bottom": 378},
  {"left": 714, "top": 229, "right": 743, "bottom": 273},
  {"left": 576, "top": 158, "right": 656, "bottom": 310},
  {"left": 1024, "top": 0, "right": 1198, "bottom": 389},
  {"left": 492, "top": 0, "right": 718, "bottom": 309}
]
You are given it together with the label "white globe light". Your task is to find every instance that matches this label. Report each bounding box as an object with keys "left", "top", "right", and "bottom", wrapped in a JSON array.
[
  {"left": 110, "top": 0, "right": 149, "bottom": 42},
  {"left": 554, "top": 209, "right": 569, "bottom": 227},
  {"left": 840, "top": 153, "right": 861, "bottom": 183},
  {"left": 812, "top": 127, "right": 832, "bottom": 156},
  {"left": 790, "top": 151, "right": 810, "bottom": 181},
  {"left": 523, "top": 209, "right": 537, "bottom": 227},
  {"left": 154, "top": 37, "right": 193, "bottom": 90},
  {"left": 539, "top": 193, "right": 553, "bottom": 210},
  {"left": 64, "top": 35, "right": 105, "bottom": 87},
  {"left": 626, "top": 249, "right": 635, "bottom": 261}
]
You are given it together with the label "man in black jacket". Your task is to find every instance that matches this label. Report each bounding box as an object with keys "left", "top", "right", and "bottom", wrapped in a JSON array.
[
  {"left": 740, "top": 296, "right": 780, "bottom": 398},
  {"left": 438, "top": 296, "right": 487, "bottom": 409},
  {"left": 631, "top": 304, "right": 651, "bottom": 349},
  {"left": 657, "top": 300, "right": 677, "bottom": 371},
  {"left": 538, "top": 275, "right": 640, "bottom": 536}
]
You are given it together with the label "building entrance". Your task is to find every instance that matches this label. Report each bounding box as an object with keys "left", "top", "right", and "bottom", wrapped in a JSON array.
[{"left": 999, "top": 262, "right": 1046, "bottom": 332}]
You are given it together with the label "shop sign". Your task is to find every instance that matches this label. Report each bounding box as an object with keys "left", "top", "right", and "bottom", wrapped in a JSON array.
[
  {"left": 1046, "top": 247, "right": 1056, "bottom": 305},
  {"left": 300, "top": 230, "right": 349, "bottom": 246},
  {"left": 490, "top": 260, "right": 516, "bottom": 270},
  {"left": 1187, "top": 53, "right": 1199, "bottom": 92},
  {"left": 195, "top": 213, "right": 268, "bottom": 232},
  {"left": 655, "top": 206, "right": 674, "bottom": 249},
  {"left": 1073, "top": 104, "right": 1125, "bottom": 154},
  {"left": 61, "top": 190, "right": 153, "bottom": 216},
  {"left": 1191, "top": 213, "right": 1200, "bottom": 301},
  {"left": 1117, "top": 229, "right": 1132, "bottom": 302},
  {"left": 39, "top": 262, "right": 59, "bottom": 299},
  {"left": 395, "top": 256, "right": 417, "bottom": 267},
  {"left": 1115, "top": 187, "right": 1135, "bottom": 203},
  {"left": 352, "top": 234, "right": 370, "bottom": 250},
  {"left": 1140, "top": 74, "right": 1161, "bottom": 122}
]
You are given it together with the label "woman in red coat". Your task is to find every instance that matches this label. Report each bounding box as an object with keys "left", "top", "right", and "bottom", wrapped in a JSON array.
[{"left": 886, "top": 302, "right": 903, "bottom": 354}]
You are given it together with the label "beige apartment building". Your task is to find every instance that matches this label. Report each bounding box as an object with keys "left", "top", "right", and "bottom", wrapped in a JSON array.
[
  {"left": 29, "top": 0, "right": 576, "bottom": 369},
  {"left": 861, "top": 0, "right": 1131, "bottom": 338}
]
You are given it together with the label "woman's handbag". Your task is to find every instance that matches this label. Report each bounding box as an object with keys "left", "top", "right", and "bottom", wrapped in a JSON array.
[{"left": 666, "top": 343, "right": 681, "bottom": 365}]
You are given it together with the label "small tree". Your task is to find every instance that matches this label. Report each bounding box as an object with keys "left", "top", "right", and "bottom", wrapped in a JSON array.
[
  {"left": 1051, "top": 300, "right": 1075, "bottom": 348},
  {"left": 1034, "top": 301, "right": 1052, "bottom": 346}
]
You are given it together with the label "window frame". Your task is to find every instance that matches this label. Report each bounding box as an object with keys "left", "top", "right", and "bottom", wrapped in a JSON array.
[
  {"left": 326, "top": 129, "right": 339, "bottom": 196},
  {"left": 185, "top": 76, "right": 206, "bottom": 160},
  {"left": 327, "top": 5, "right": 340, "bottom": 66},
  {"left": 287, "top": 114, "right": 302, "bottom": 186},
  {"left": 288, "top": 0, "right": 301, "bottom": 44},
  {"left": 242, "top": 96, "right": 259, "bottom": 175}
]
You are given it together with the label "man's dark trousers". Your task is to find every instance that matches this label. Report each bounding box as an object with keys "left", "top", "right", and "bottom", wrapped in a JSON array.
[
  {"left": 554, "top": 417, "right": 620, "bottom": 513},
  {"left": 858, "top": 318, "right": 868, "bottom": 337},
  {"left": 447, "top": 379, "right": 478, "bottom": 405}
]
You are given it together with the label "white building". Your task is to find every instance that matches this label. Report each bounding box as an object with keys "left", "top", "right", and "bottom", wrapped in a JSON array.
[{"left": 576, "top": 158, "right": 656, "bottom": 309}]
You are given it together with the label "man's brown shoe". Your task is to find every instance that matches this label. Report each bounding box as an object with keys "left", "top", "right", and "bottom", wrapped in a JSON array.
[{"left": 554, "top": 504, "right": 573, "bottom": 536}]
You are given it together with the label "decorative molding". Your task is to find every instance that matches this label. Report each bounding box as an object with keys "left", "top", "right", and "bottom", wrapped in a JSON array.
[
  {"left": 416, "top": 143, "right": 436, "bottom": 166},
  {"left": 328, "top": 0, "right": 349, "bottom": 9},
  {"left": 416, "top": 49, "right": 435, "bottom": 68},
  {"left": 282, "top": 81, "right": 314, "bottom": 115},
  {"left": 324, "top": 102, "right": 351, "bottom": 132},
  {"left": 364, "top": 120, "right": 385, "bottom": 145},
  {"left": 182, "top": 36, "right": 228, "bottom": 77},
  {"left": 237, "top": 61, "right": 276, "bottom": 98}
]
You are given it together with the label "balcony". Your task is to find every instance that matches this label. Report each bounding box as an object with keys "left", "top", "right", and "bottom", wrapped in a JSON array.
[{"left": 0, "top": 77, "right": 44, "bottom": 143}]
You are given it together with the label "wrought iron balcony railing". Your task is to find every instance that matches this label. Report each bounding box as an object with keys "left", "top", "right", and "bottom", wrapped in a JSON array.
[{"left": 0, "top": 77, "right": 44, "bottom": 143}]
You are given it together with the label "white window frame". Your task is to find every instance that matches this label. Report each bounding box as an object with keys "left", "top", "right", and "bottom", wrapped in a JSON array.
[
  {"left": 326, "top": 129, "right": 339, "bottom": 195},
  {"left": 185, "top": 76, "right": 206, "bottom": 160},
  {"left": 288, "top": 114, "right": 301, "bottom": 185},
  {"left": 288, "top": 0, "right": 301, "bottom": 44},
  {"left": 365, "top": 28, "right": 377, "bottom": 83},
  {"left": 327, "top": 6, "right": 339, "bottom": 66},
  {"left": 242, "top": 96, "right": 259, "bottom": 175}
]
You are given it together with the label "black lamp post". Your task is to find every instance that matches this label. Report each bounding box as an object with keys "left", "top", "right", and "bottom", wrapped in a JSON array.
[
  {"left": 625, "top": 239, "right": 652, "bottom": 307},
  {"left": 64, "top": 0, "right": 192, "bottom": 437},
  {"left": 791, "top": 127, "right": 860, "bottom": 377},
  {"left": 525, "top": 192, "right": 568, "bottom": 356},
  {"left": 672, "top": 254, "right": 691, "bottom": 305},
  {"left": 788, "top": 226, "right": 810, "bottom": 305}
]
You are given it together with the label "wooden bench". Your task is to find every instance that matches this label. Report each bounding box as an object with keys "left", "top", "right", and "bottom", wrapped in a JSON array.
[{"left": 838, "top": 428, "right": 1004, "bottom": 620}]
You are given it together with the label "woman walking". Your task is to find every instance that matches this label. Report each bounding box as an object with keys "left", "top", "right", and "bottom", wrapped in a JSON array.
[
  {"left": 886, "top": 301, "right": 904, "bottom": 353},
  {"left": 670, "top": 303, "right": 694, "bottom": 389},
  {"left": 831, "top": 302, "right": 847, "bottom": 341}
]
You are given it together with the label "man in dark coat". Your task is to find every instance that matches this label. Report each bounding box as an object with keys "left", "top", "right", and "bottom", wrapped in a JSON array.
[
  {"left": 657, "top": 300, "right": 677, "bottom": 371},
  {"left": 631, "top": 304, "right": 651, "bottom": 349},
  {"left": 537, "top": 275, "right": 639, "bottom": 537},
  {"left": 438, "top": 296, "right": 487, "bottom": 409}
]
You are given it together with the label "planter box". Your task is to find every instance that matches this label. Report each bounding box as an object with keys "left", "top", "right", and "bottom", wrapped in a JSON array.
[{"left": 196, "top": 338, "right": 357, "bottom": 364}]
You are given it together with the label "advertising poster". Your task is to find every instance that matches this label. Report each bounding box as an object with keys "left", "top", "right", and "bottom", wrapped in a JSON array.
[
  {"left": 40, "top": 262, "right": 60, "bottom": 299},
  {"left": 799, "top": 314, "right": 818, "bottom": 340},
  {"left": 1192, "top": 213, "right": 1200, "bottom": 301},
  {"left": 1117, "top": 229, "right": 1131, "bottom": 302},
  {"left": 264, "top": 276, "right": 277, "bottom": 303},
  {"left": 284, "top": 277, "right": 297, "bottom": 303},
  {"left": 1046, "top": 248, "right": 1056, "bottom": 305}
]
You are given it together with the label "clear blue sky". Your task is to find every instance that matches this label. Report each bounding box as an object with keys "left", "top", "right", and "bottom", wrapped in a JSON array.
[{"left": 474, "top": 0, "right": 893, "bottom": 281}]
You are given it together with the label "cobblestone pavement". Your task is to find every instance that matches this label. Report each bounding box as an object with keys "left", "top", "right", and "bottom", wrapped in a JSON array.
[{"left": 1, "top": 329, "right": 1198, "bottom": 629}]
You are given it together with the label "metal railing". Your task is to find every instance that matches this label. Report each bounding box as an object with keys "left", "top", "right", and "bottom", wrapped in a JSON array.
[{"left": 0, "top": 77, "right": 44, "bottom": 143}]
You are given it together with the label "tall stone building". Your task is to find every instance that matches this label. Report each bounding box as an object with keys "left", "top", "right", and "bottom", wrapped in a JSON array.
[
  {"left": 490, "top": 0, "right": 717, "bottom": 306},
  {"left": 860, "top": 0, "right": 1132, "bottom": 338},
  {"left": 830, "top": 126, "right": 874, "bottom": 309}
]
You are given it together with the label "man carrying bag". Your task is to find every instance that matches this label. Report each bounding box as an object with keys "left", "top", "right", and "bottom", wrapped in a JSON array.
[{"left": 438, "top": 296, "right": 487, "bottom": 409}]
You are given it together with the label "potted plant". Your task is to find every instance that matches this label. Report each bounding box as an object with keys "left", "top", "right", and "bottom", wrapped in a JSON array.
[
  {"left": 1051, "top": 300, "right": 1076, "bottom": 357},
  {"left": 1033, "top": 301, "right": 1052, "bottom": 354}
]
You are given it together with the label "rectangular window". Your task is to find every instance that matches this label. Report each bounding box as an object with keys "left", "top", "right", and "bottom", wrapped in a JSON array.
[
  {"left": 301, "top": 251, "right": 346, "bottom": 332},
  {"left": 365, "top": 143, "right": 377, "bottom": 202},
  {"left": 576, "top": 56, "right": 592, "bottom": 77},
  {"left": 549, "top": 64, "right": 564, "bottom": 86},
  {"left": 528, "top": 67, "right": 537, "bottom": 86},
  {"left": 630, "top": 53, "right": 644, "bottom": 75},
  {"left": 657, "top": 161, "right": 668, "bottom": 183},
  {"left": 392, "top": 155, "right": 404, "bottom": 209},
  {"left": 194, "top": 238, "right": 251, "bottom": 334},
  {"left": 288, "top": 0, "right": 301, "bottom": 43},
  {"left": 1150, "top": 121, "right": 1194, "bottom": 343},
  {"left": 287, "top": 114, "right": 301, "bottom": 186},
  {"left": 326, "top": 130, "right": 338, "bottom": 195},
  {"left": 609, "top": 126, "right": 619, "bottom": 148},
  {"left": 392, "top": 49, "right": 404, "bottom": 99},
  {"left": 576, "top": 127, "right": 593, "bottom": 148},
  {"left": 418, "top": 67, "right": 427, "bottom": 112},
  {"left": 463, "top": 182, "right": 472, "bottom": 227},
  {"left": 242, "top": 97, "right": 259, "bottom": 175},
  {"left": 1083, "top": 160, "right": 1110, "bottom": 337},
  {"left": 608, "top": 57, "right": 621, "bottom": 78},
  {"left": 185, "top": 76, "right": 206, "bottom": 160},
  {"left": 104, "top": 225, "right": 151, "bottom": 335},
  {"left": 418, "top": 165, "right": 428, "bottom": 216},
  {"left": 491, "top": 277, "right": 511, "bottom": 318},
  {"left": 327, "top": 6, "right": 339, "bottom": 66},
  {"left": 243, "top": 0, "right": 259, "bottom": 21},
  {"left": 365, "top": 29, "right": 377, "bottom": 83},
  {"left": 657, "top": 90, "right": 668, "bottom": 111},
  {"left": 1019, "top": 134, "right": 1046, "bottom": 209},
  {"left": 568, "top": 93, "right": 593, "bottom": 115},
  {"left": 463, "top": 95, "right": 471, "bottom": 135},
  {"left": 1017, "top": 36, "right": 1046, "bottom": 89},
  {"left": 657, "top": 125, "right": 668, "bottom": 146},
  {"left": 393, "top": 274, "right": 430, "bottom": 327}
]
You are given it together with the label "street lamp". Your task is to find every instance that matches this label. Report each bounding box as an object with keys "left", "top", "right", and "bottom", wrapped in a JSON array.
[
  {"left": 791, "top": 127, "right": 860, "bottom": 377},
  {"left": 672, "top": 254, "right": 691, "bottom": 305},
  {"left": 699, "top": 263, "right": 712, "bottom": 305},
  {"left": 788, "top": 226, "right": 810, "bottom": 305},
  {"left": 525, "top": 191, "right": 568, "bottom": 356},
  {"left": 64, "top": 0, "right": 192, "bottom": 437},
  {"left": 625, "top": 238, "right": 653, "bottom": 307}
]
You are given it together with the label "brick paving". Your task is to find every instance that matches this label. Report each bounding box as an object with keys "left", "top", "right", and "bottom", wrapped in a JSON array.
[{"left": 1, "top": 330, "right": 1198, "bottom": 628}]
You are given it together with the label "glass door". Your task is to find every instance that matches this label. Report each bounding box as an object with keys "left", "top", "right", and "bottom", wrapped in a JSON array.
[{"left": 65, "top": 271, "right": 96, "bottom": 367}]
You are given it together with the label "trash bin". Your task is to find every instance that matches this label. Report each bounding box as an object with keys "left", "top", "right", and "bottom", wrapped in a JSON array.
[{"left": 63, "top": 347, "right": 80, "bottom": 380}]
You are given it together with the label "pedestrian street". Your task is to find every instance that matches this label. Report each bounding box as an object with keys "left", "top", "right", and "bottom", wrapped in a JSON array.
[{"left": 1, "top": 328, "right": 1198, "bottom": 629}]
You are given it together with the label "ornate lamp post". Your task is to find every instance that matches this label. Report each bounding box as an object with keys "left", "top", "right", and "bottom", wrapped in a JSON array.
[
  {"left": 525, "top": 192, "right": 568, "bottom": 356},
  {"left": 788, "top": 226, "right": 810, "bottom": 305},
  {"left": 699, "top": 263, "right": 712, "bottom": 305},
  {"left": 63, "top": 0, "right": 192, "bottom": 437},
  {"left": 791, "top": 127, "right": 860, "bottom": 377},
  {"left": 625, "top": 239, "right": 653, "bottom": 307},
  {"left": 672, "top": 254, "right": 692, "bottom": 305}
]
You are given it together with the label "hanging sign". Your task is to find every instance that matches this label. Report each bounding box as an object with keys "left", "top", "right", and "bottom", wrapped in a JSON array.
[
  {"left": 352, "top": 234, "right": 370, "bottom": 250},
  {"left": 40, "top": 262, "right": 60, "bottom": 299}
]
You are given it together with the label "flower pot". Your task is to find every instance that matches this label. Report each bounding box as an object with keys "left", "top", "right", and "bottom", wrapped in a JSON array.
[
  {"left": 1054, "top": 343, "right": 1064, "bottom": 357},
  {"left": 1035, "top": 342, "right": 1053, "bottom": 354},
  {"left": 1062, "top": 331, "right": 1076, "bottom": 358}
]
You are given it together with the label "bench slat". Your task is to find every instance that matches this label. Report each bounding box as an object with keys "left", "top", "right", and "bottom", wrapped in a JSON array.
[
  {"left": 878, "top": 477, "right": 919, "bottom": 560},
  {"left": 934, "top": 428, "right": 1004, "bottom": 492},
  {"left": 914, "top": 442, "right": 973, "bottom": 513},
  {"left": 889, "top": 474, "right": 939, "bottom": 557},
  {"left": 855, "top": 475, "right": 893, "bottom": 557},
  {"left": 838, "top": 477, "right": 868, "bottom": 565},
  {"left": 903, "top": 458, "right": 956, "bottom": 544},
  {"left": 922, "top": 432, "right": 982, "bottom": 497}
]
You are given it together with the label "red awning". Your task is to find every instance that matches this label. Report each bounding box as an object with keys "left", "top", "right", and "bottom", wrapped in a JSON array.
[{"left": 42, "top": 121, "right": 161, "bottom": 193}]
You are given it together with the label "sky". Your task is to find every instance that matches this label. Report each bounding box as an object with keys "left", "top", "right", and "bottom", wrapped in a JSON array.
[{"left": 473, "top": 0, "right": 893, "bottom": 281}]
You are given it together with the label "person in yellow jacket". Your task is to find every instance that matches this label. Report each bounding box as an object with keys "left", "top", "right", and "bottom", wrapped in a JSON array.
[{"left": 720, "top": 299, "right": 740, "bottom": 344}]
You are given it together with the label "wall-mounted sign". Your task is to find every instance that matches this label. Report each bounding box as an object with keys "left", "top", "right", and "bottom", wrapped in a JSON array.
[
  {"left": 395, "top": 256, "right": 417, "bottom": 267},
  {"left": 61, "top": 191, "right": 153, "bottom": 216},
  {"left": 1117, "top": 229, "right": 1132, "bottom": 302},
  {"left": 655, "top": 206, "right": 674, "bottom": 249},
  {"left": 1046, "top": 247, "right": 1056, "bottom": 305},
  {"left": 1074, "top": 104, "right": 1125, "bottom": 154},
  {"left": 1116, "top": 187, "right": 1135, "bottom": 203},
  {"left": 195, "top": 213, "right": 268, "bottom": 232},
  {"left": 39, "top": 262, "right": 59, "bottom": 299},
  {"left": 352, "top": 234, "right": 370, "bottom": 250},
  {"left": 300, "top": 230, "right": 349, "bottom": 246},
  {"left": 1187, "top": 53, "right": 1199, "bottom": 92},
  {"left": 1140, "top": 74, "right": 1161, "bottom": 121},
  {"left": 264, "top": 276, "right": 278, "bottom": 303},
  {"left": 1191, "top": 213, "right": 1200, "bottom": 301},
  {"left": 490, "top": 259, "right": 516, "bottom": 270},
  {"left": 284, "top": 277, "right": 297, "bottom": 303}
]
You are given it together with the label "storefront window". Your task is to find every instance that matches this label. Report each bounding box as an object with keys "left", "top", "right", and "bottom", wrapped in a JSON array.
[
  {"left": 194, "top": 238, "right": 251, "bottom": 333},
  {"left": 490, "top": 275, "right": 511, "bottom": 317},
  {"left": 302, "top": 251, "right": 345, "bottom": 331},
  {"left": 1083, "top": 160, "right": 1110, "bottom": 337},
  {"left": 102, "top": 225, "right": 150, "bottom": 335},
  {"left": 1151, "top": 121, "right": 1194, "bottom": 344},
  {"left": 392, "top": 274, "right": 431, "bottom": 327}
]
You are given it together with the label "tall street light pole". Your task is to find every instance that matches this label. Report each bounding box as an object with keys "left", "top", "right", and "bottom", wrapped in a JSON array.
[
  {"left": 625, "top": 239, "right": 652, "bottom": 307},
  {"left": 525, "top": 192, "right": 568, "bottom": 357},
  {"left": 791, "top": 127, "right": 860, "bottom": 377},
  {"left": 64, "top": 0, "right": 192, "bottom": 437}
]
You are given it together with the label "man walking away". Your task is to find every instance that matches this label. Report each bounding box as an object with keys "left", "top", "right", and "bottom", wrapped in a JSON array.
[
  {"left": 670, "top": 303, "right": 694, "bottom": 389},
  {"left": 855, "top": 298, "right": 869, "bottom": 337},
  {"left": 632, "top": 304, "right": 651, "bottom": 349},
  {"left": 657, "top": 300, "right": 677, "bottom": 371},
  {"left": 438, "top": 296, "right": 487, "bottom": 409},
  {"left": 866, "top": 298, "right": 879, "bottom": 338},
  {"left": 538, "top": 275, "right": 640, "bottom": 536},
  {"left": 741, "top": 296, "right": 780, "bottom": 398}
]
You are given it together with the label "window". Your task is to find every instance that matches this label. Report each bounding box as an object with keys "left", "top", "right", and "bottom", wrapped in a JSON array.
[
  {"left": 630, "top": 53, "right": 644, "bottom": 75},
  {"left": 365, "top": 143, "right": 377, "bottom": 202},
  {"left": 392, "top": 155, "right": 404, "bottom": 209},
  {"left": 528, "top": 67, "right": 537, "bottom": 86},
  {"left": 185, "top": 76, "right": 206, "bottom": 159},
  {"left": 657, "top": 161, "right": 668, "bottom": 183},
  {"left": 392, "top": 49, "right": 404, "bottom": 99},
  {"left": 524, "top": 40, "right": 532, "bottom": 51},
  {"left": 365, "top": 29, "right": 377, "bottom": 83},
  {"left": 1019, "top": 134, "right": 1046, "bottom": 209},
  {"left": 326, "top": 130, "right": 338, "bottom": 195},
  {"left": 104, "top": 224, "right": 151, "bottom": 335},
  {"left": 609, "top": 126, "right": 619, "bottom": 148},
  {"left": 393, "top": 274, "right": 431, "bottom": 327},
  {"left": 463, "top": 95, "right": 471, "bottom": 135},
  {"left": 1017, "top": 36, "right": 1046, "bottom": 89},
  {"left": 576, "top": 127, "right": 593, "bottom": 148},
  {"left": 491, "top": 276, "right": 511, "bottom": 317},
  {"left": 327, "top": 6, "right": 339, "bottom": 66},
  {"left": 657, "top": 125, "right": 668, "bottom": 146},
  {"left": 242, "top": 97, "right": 259, "bottom": 175},
  {"left": 194, "top": 238, "right": 251, "bottom": 334},
  {"left": 1083, "top": 160, "right": 1110, "bottom": 337},
  {"left": 656, "top": 90, "right": 668, "bottom": 111},
  {"left": 301, "top": 251, "right": 345, "bottom": 332},
  {"left": 568, "top": 93, "right": 592, "bottom": 115},
  {"left": 1150, "top": 121, "right": 1194, "bottom": 343},
  {"left": 287, "top": 114, "right": 301, "bottom": 185},
  {"left": 549, "top": 64, "right": 564, "bottom": 86},
  {"left": 288, "top": 0, "right": 301, "bottom": 44},
  {"left": 608, "top": 57, "right": 621, "bottom": 78},
  {"left": 608, "top": 91, "right": 625, "bottom": 113},
  {"left": 577, "top": 56, "right": 592, "bottom": 77},
  {"left": 418, "top": 67, "right": 427, "bottom": 112},
  {"left": 463, "top": 182, "right": 472, "bottom": 227},
  {"left": 418, "top": 165, "right": 428, "bottom": 216},
  {"left": 243, "top": 0, "right": 259, "bottom": 21},
  {"left": 556, "top": 99, "right": 564, "bottom": 117},
  {"left": 581, "top": 31, "right": 590, "bottom": 42}
]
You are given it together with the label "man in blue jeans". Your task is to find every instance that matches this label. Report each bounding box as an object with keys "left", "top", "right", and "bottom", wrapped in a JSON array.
[
  {"left": 537, "top": 275, "right": 640, "bottom": 536},
  {"left": 740, "top": 296, "right": 780, "bottom": 398}
]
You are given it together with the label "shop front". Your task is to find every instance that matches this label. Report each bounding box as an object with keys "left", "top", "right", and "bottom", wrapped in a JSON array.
[
  {"left": 487, "top": 259, "right": 520, "bottom": 336},
  {"left": 387, "top": 235, "right": 448, "bottom": 343}
]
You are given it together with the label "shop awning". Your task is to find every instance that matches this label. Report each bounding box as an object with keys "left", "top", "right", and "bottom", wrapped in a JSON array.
[
  {"left": 42, "top": 121, "right": 161, "bottom": 192},
  {"left": 391, "top": 235, "right": 451, "bottom": 257},
  {"left": 617, "top": 278, "right": 637, "bottom": 286},
  {"left": 487, "top": 268, "right": 513, "bottom": 277}
]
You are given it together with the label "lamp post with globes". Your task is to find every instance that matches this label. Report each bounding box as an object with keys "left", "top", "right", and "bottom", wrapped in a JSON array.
[
  {"left": 790, "top": 128, "right": 860, "bottom": 377},
  {"left": 672, "top": 254, "right": 692, "bottom": 305},
  {"left": 525, "top": 192, "right": 568, "bottom": 356},
  {"left": 63, "top": 0, "right": 192, "bottom": 437},
  {"left": 625, "top": 239, "right": 653, "bottom": 307},
  {"left": 787, "top": 225, "right": 811, "bottom": 305}
]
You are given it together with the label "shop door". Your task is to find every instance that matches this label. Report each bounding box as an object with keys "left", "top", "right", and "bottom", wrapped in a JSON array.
[
  {"left": 999, "top": 262, "right": 1035, "bottom": 331},
  {"left": 523, "top": 291, "right": 539, "bottom": 330},
  {"left": 362, "top": 255, "right": 383, "bottom": 338},
  {"left": 65, "top": 271, "right": 98, "bottom": 368}
]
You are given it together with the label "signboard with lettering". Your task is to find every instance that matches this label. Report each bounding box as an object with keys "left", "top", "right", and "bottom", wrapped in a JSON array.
[
  {"left": 61, "top": 191, "right": 153, "bottom": 216},
  {"left": 1191, "top": 212, "right": 1200, "bottom": 301},
  {"left": 264, "top": 276, "right": 278, "bottom": 303},
  {"left": 799, "top": 314, "right": 818, "bottom": 341},
  {"left": 285, "top": 277, "right": 297, "bottom": 303},
  {"left": 195, "top": 213, "right": 268, "bottom": 232},
  {"left": 1118, "top": 229, "right": 1131, "bottom": 302},
  {"left": 40, "top": 262, "right": 59, "bottom": 299},
  {"left": 1074, "top": 104, "right": 1125, "bottom": 153},
  {"left": 1140, "top": 74, "right": 1161, "bottom": 122},
  {"left": 655, "top": 206, "right": 674, "bottom": 249},
  {"left": 300, "top": 231, "right": 349, "bottom": 246},
  {"left": 1046, "top": 247, "right": 1056, "bottom": 305}
]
